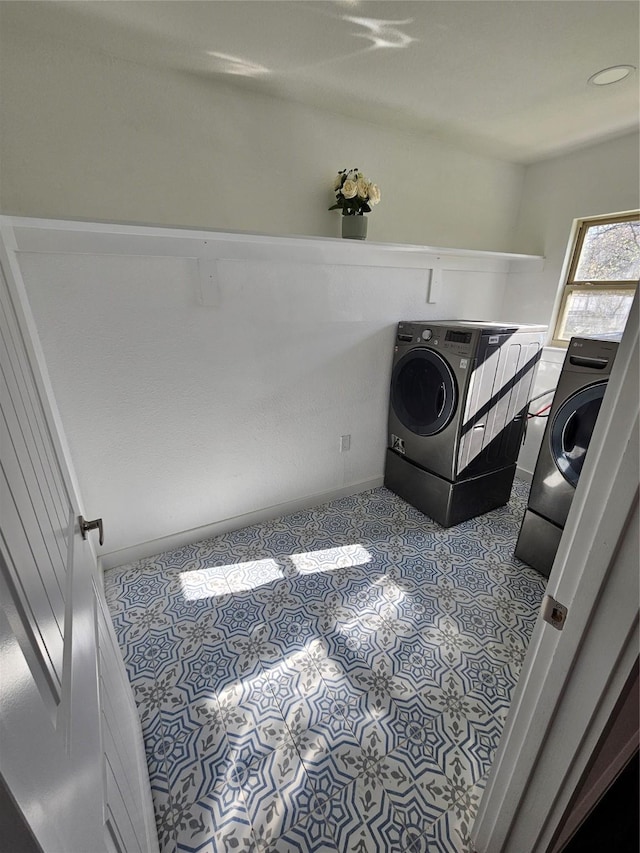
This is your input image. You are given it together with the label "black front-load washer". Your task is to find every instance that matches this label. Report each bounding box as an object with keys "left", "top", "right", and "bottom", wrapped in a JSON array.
[
  {"left": 384, "top": 320, "right": 546, "bottom": 526},
  {"left": 390, "top": 346, "right": 458, "bottom": 439},
  {"left": 515, "top": 336, "right": 618, "bottom": 577}
]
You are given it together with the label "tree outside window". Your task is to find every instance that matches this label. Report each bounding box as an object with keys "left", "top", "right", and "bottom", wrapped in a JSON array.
[{"left": 553, "top": 214, "right": 639, "bottom": 345}]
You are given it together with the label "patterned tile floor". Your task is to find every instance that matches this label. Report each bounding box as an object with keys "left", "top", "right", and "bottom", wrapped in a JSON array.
[{"left": 104, "top": 480, "right": 546, "bottom": 853}]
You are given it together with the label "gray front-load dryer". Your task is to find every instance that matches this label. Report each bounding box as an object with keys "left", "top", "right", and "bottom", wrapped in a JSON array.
[
  {"left": 515, "top": 336, "right": 618, "bottom": 577},
  {"left": 384, "top": 320, "right": 546, "bottom": 526}
]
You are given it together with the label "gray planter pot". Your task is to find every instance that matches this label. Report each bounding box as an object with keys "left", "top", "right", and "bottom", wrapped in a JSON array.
[{"left": 342, "top": 215, "right": 368, "bottom": 240}]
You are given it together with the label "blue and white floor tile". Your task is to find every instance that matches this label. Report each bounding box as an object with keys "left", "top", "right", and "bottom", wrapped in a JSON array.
[{"left": 105, "top": 480, "right": 546, "bottom": 853}]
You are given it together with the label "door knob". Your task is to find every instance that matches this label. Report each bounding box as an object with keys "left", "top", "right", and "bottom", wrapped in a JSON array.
[{"left": 79, "top": 516, "right": 104, "bottom": 546}]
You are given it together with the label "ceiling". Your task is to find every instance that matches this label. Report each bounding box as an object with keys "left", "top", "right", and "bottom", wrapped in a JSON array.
[{"left": 4, "top": 0, "right": 639, "bottom": 163}]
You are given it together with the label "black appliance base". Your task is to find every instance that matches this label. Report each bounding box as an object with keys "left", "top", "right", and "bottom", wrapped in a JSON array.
[
  {"left": 383, "top": 448, "right": 516, "bottom": 528},
  {"left": 514, "top": 507, "right": 563, "bottom": 578}
]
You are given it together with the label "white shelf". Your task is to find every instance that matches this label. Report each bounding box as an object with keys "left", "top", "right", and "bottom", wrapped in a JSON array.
[{"left": 3, "top": 215, "right": 544, "bottom": 273}]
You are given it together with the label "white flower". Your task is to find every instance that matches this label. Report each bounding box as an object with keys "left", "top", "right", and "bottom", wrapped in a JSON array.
[
  {"left": 367, "top": 183, "right": 381, "bottom": 205},
  {"left": 329, "top": 168, "right": 380, "bottom": 214},
  {"left": 341, "top": 179, "right": 358, "bottom": 199},
  {"left": 356, "top": 177, "right": 368, "bottom": 199}
]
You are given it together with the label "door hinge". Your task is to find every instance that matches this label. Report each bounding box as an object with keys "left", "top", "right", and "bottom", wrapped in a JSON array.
[{"left": 541, "top": 594, "right": 568, "bottom": 631}]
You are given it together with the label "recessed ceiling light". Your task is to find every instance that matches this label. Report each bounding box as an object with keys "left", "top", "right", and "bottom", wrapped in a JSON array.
[{"left": 588, "top": 65, "right": 636, "bottom": 86}]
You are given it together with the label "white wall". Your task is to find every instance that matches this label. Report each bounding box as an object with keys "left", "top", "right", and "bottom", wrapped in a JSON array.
[
  {"left": 9, "top": 222, "right": 531, "bottom": 566},
  {"left": 502, "top": 132, "right": 640, "bottom": 327},
  {"left": 506, "top": 132, "right": 639, "bottom": 475},
  {"left": 0, "top": 17, "right": 524, "bottom": 252}
]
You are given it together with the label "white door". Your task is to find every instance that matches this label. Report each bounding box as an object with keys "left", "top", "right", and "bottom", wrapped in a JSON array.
[
  {"left": 472, "top": 291, "right": 639, "bottom": 852},
  {"left": 0, "top": 243, "right": 158, "bottom": 853}
]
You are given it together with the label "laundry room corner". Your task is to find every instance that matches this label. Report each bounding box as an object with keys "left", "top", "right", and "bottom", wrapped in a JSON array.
[
  {"left": 4, "top": 218, "right": 542, "bottom": 568},
  {"left": 516, "top": 346, "right": 566, "bottom": 481}
]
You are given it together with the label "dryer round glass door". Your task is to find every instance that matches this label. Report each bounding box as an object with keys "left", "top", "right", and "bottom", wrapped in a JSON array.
[
  {"left": 391, "top": 348, "right": 457, "bottom": 436},
  {"left": 550, "top": 381, "right": 608, "bottom": 487}
]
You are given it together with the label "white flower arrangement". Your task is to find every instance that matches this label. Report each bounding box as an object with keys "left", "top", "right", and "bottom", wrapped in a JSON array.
[{"left": 329, "top": 168, "right": 381, "bottom": 216}]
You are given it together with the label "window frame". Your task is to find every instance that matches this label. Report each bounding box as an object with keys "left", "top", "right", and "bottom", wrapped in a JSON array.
[{"left": 551, "top": 212, "right": 639, "bottom": 347}]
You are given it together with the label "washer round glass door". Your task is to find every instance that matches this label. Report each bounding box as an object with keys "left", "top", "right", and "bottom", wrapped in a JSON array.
[
  {"left": 391, "top": 348, "right": 457, "bottom": 436},
  {"left": 550, "top": 381, "right": 608, "bottom": 487}
]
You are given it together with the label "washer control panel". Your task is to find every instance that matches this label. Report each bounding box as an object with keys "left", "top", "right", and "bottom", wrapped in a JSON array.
[
  {"left": 396, "top": 323, "right": 474, "bottom": 356},
  {"left": 442, "top": 329, "right": 474, "bottom": 356}
]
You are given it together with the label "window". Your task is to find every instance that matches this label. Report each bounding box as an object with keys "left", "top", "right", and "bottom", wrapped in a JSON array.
[{"left": 552, "top": 213, "right": 639, "bottom": 346}]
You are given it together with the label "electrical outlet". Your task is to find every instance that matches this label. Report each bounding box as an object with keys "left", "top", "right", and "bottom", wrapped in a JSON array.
[{"left": 340, "top": 434, "right": 351, "bottom": 452}]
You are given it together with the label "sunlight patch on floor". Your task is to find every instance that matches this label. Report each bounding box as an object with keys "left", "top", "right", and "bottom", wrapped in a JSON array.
[{"left": 289, "top": 543, "right": 372, "bottom": 575}]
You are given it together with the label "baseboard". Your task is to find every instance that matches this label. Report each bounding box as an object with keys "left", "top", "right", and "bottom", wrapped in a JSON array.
[
  {"left": 99, "top": 477, "right": 384, "bottom": 572},
  {"left": 516, "top": 465, "right": 533, "bottom": 483}
]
